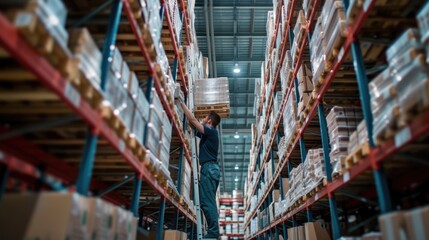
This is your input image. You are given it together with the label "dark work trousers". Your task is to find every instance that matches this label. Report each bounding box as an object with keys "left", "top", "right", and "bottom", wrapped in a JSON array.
[{"left": 199, "top": 162, "right": 220, "bottom": 237}]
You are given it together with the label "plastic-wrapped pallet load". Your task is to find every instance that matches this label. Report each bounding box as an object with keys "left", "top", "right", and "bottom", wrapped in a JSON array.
[
  {"left": 277, "top": 136, "right": 287, "bottom": 160},
  {"left": 303, "top": 149, "right": 325, "bottom": 196},
  {"left": 181, "top": 158, "right": 192, "bottom": 206},
  {"left": 322, "top": 0, "right": 346, "bottom": 63},
  {"left": 283, "top": 88, "right": 298, "bottom": 146},
  {"left": 291, "top": 10, "right": 307, "bottom": 64},
  {"left": 327, "top": 106, "right": 362, "bottom": 177},
  {"left": 370, "top": 28, "right": 429, "bottom": 143},
  {"left": 68, "top": 28, "right": 102, "bottom": 89},
  {"left": 194, "top": 77, "right": 230, "bottom": 117},
  {"left": 417, "top": 2, "right": 429, "bottom": 63},
  {"left": 310, "top": 16, "right": 327, "bottom": 87},
  {"left": 280, "top": 51, "right": 293, "bottom": 94}
]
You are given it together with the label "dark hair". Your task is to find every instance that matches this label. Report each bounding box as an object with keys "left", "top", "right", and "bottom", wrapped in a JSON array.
[{"left": 208, "top": 111, "right": 221, "bottom": 128}]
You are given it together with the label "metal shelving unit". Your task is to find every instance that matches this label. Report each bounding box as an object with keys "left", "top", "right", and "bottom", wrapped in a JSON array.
[
  {"left": 245, "top": 0, "right": 429, "bottom": 239},
  {"left": 0, "top": 0, "right": 203, "bottom": 239}
]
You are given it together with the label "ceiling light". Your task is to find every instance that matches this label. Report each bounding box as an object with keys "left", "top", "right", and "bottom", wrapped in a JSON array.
[
  {"left": 234, "top": 131, "right": 240, "bottom": 139},
  {"left": 235, "top": 165, "right": 239, "bottom": 170},
  {"left": 233, "top": 63, "right": 240, "bottom": 73},
  {"left": 234, "top": 177, "right": 239, "bottom": 182}
]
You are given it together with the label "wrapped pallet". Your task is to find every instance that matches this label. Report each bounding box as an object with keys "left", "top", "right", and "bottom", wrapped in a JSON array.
[{"left": 194, "top": 77, "right": 230, "bottom": 118}]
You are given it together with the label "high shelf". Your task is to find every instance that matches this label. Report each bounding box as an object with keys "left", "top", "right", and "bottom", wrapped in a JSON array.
[
  {"left": 0, "top": 0, "right": 204, "bottom": 239},
  {"left": 246, "top": 0, "right": 429, "bottom": 239}
]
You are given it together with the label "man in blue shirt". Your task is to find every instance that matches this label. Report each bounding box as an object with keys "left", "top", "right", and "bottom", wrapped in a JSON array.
[{"left": 180, "top": 101, "right": 221, "bottom": 239}]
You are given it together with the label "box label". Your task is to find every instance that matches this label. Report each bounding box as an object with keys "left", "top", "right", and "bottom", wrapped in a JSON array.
[
  {"left": 395, "top": 127, "right": 411, "bottom": 148},
  {"left": 343, "top": 171, "right": 350, "bottom": 183}
]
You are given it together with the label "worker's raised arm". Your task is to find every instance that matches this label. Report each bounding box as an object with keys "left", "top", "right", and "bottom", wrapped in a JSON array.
[{"left": 180, "top": 100, "right": 205, "bottom": 134}]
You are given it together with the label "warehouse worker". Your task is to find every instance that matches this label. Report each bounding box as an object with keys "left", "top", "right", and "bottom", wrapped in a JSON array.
[{"left": 180, "top": 101, "right": 221, "bottom": 239}]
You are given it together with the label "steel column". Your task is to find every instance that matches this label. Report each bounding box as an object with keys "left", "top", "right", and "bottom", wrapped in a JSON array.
[
  {"left": 318, "top": 103, "right": 340, "bottom": 239},
  {"left": 156, "top": 197, "right": 166, "bottom": 240},
  {"left": 351, "top": 41, "right": 392, "bottom": 213},
  {"left": 76, "top": 0, "right": 122, "bottom": 195},
  {"left": 0, "top": 164, "right": 9, "bottom": 201},
  {"left": 130, "top": 174, "right": 142, "bottom": 217}
]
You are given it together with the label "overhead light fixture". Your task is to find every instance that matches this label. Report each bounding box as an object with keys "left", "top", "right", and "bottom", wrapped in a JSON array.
[
  {"left": 233, "top": 63, "right": 240, "bottom": 73},
  {"left": 234, "top": 131, "right": 240, "bottom": 139},
  {"left": 234, "top": 177, "right": 239, "bottom": 182},
  {"left": 235, "top": 164, "right": 239, "bottom": 170}
]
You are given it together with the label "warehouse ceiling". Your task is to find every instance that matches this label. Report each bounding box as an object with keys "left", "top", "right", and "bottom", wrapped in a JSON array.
[{"left": 195, "top": 0, "right": 271, "bottom": 193}]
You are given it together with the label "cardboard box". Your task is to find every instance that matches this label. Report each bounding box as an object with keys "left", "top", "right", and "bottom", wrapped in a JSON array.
[
  {"left": 115, "top": 207, "right": 138, "bottom": 240},
  {"left": 297, "top": 226, "right": 305, "bottom": 240},
  {"left": 404, "top": 205, "right": 429, "bottom": 240},
  {"left": 0, "top": 192, "right": 90, "bottom": 240},
  {"left": 273, "top": 189, "right": 280, "bottom": 202},
  {"left": 282, "top": 178, "right": 290, "bottom": 195},
  {"left": 305, "top": 222, "right": 331, "bottom": 240},
  {"left": 163, "top": 230, "right": 187, "bottom": 240},
  {"left": 88, "top": 197, "right": 117, "bottom": 240},
  {"left": 378, "top": 211, "right": 408, "bottom": 240}
]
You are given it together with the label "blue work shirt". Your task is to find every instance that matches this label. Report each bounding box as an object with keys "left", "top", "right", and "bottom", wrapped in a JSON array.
[{"left": 196, "top": 125, "right": 219, "bottom": 165}]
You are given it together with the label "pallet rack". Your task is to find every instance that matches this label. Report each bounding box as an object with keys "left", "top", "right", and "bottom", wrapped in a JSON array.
[
  {"left": 0, "top": 0, "right": 203, "bottom": 239},
  {"left": 246, "top": 0, "right": 429, "bottom": 239},
  {"left": 219, "top": 195, "right": 245, "bottom": 239}
]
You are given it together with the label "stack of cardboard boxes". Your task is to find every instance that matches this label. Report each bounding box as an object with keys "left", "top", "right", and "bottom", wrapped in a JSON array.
[
  {"left": 347, "top": 120, "right": 368, "bottom": 155},
  {"left": 303, "top": 149, "right": 325, "bottom": 196},
  {"left": 297, "top": 63, "right": 314, "bottom": 120},
  {"left": 280, "top": 51, "right": 293, "bottom": 95},
  {"left": 327, "top": 106, "right": 362, "bottom": 176},
  {"left": 0, "top": 192, "right": 137, "bottom": 240},
  {"left": 378, "top": 206, "right": 429, "bottom": 240},
  {"left": 291, "top": 10, "right": 307, "bottom": 63}
]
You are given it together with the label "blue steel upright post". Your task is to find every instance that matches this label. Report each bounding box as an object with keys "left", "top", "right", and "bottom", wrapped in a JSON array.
[
  {"left": 156, "top": 5, "right": 168, "bottom": 240},
  {"left": 318, "top": 102, "right": 341, "bottom": 239},
  {"left": 76, "top": 0, "right": 122, "bottom": 195},
  {"left": 350, "top": 40, "right": 392, "bottom": 213}
]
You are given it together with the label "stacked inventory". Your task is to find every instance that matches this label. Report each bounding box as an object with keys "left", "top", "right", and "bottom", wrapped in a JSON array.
[
  {"left": 245, "top": 1, "right": 429, "bottom": 240},
  {"left": 370, "top": 28, "right": 429, "bottom": 144},
  {"left": 327, "top": 107, "right": 362, "bottom": 176},
  {"left": 0, "top": 192, "right": 137, "bottom": 239},
  {"left": 0, "top": 0, "right": 208, "bottom": 237}
]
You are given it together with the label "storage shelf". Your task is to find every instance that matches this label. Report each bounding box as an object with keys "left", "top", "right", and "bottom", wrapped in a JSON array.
[
  {"left": 123, "top": 0, "right": 193, "bottom": 168},
  {"left": 0, "top": 9, "right": 196, "bottom": 223},
  {"left": 249, "top": 108, "right": 429, "bottom": 238},
  {"left": 245, "top": 0, "right": 426, "bottom": 236},
  {"left": 161, "top": 0, "right": 189, "bottom": 95}
]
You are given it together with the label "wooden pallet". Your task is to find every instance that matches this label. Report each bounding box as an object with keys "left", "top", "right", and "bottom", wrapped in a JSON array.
[
  {"left": 345, "top": 142, "right": 370, "bottom": 169},
  {"left": 194, "top": 104, "right": 230, "bottom": 118},
  {"left": 375, "top": 106, "right": 401, "bottom": 145},
  {"left": 12, "top": 10, "right": 79, "bottom": 83},
  {"left": 306, "top": 178, "right": 328, "bottom": 198},
  {"left": 397, "top": 80, "right": 429, "bottom": 129}
]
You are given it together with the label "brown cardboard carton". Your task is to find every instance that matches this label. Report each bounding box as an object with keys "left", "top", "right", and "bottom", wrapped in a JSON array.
[
  {"left": 88, "top": 197, "right": 117, "bottom": 240},
  {"left": 273, "top": 189, "right": 280, "bottom": 202},
  {"left": 116, "top": 206, "right": 138, "bottom": 240},
  {"left": 378, "top": 211, "right": 408, "bottom": 240},
  {"left": 164, "top": 230, "right": 187, "bottom": 240},
  {"left": 0, "top": 192, "right": 90, "bottom": 240},
  {"left": 305, "top": 222, "right": 331, "bottom": 240},
  {"left": 282, "top": 178, "right": 290, "bottom": 195},
  {"left": 297, "top": 226, "right": 305, "bottom": 240},
  {"left": 404, "top": 205, "right": 429, "bottom": 240}
]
